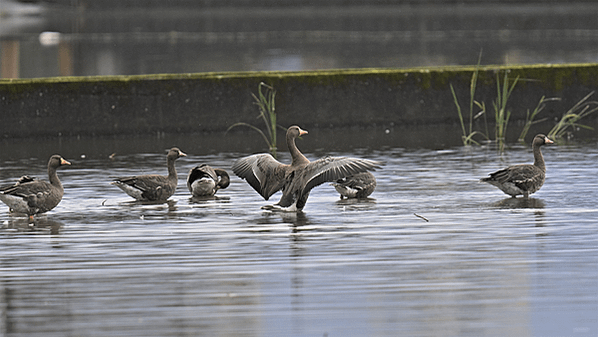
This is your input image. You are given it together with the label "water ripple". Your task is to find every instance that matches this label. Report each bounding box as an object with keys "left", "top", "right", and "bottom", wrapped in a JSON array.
[{"left": 0, "top": 143, "right": 596, "bottom": 336}]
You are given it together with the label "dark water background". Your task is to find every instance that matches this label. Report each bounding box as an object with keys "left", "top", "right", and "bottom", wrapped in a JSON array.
[
  {"left": 0, "top": 133, "right": 596, "bottom": 336},
  {"left": 2, "top": 1, "right": 598, "bottom": 78}
]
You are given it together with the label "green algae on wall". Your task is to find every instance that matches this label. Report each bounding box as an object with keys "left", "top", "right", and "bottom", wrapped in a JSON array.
[{"left": 1, "top": 63, "right": 597, "bottom": 139}]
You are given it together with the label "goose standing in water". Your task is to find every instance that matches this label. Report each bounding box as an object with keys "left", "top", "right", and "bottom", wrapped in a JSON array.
[
  {"left": 232, "top": 126, "right": 381, "bottom": 211},
  {"left": 112, "top": 147, "right": 187, "bottom": 201},
  {"left": 331, "top": 171, "right": 377, "bottom": 199},
  {"left": 0, "top": 155, "right": 71, "bottom": 218},
  {"left": 481, "top": 134, "right": 553, "bottom": 198},
  {"left": 187, "top": 164, "right": 230, "bottom": 197}
]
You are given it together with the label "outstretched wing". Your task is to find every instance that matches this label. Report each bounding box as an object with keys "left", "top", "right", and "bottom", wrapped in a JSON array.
[
  {"left": 232, "top": 154, "right": 287, "bottom": 200},
  {"left": 299, "top": 156, "right": 381, "bottom": 195}
]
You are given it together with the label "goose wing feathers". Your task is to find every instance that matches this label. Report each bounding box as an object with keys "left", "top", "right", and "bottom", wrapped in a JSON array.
[
  {"left": 487, "top": 164, "right": 540, "bottom": 183},
  {"left": 1, "top": 180, "right": 54, "bottom": 199},
  {"left": 232, "top": 154, "right": 287, "bottom": 200},
  {"left": 333, "top": 171, "right": 376, "bottom": 191},
  {"left": 187, "top": 165, "right": 218, "bottom": 188},
  {"left": 116, "top": 175, "right": 169, "bottom": 192},
  {"left": 485, "top": 164, "right": 544, "bottom": 190}
]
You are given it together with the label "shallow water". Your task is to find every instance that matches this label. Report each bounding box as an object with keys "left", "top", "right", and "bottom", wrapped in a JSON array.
[{"left": 0, "top": 138, "right": 597, "bottom": 337}]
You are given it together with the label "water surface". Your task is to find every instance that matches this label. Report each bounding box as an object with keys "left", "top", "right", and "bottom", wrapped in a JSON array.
[
  {"left": 3, "top": 2, "right": 598, "bottom": 78},
  {"left": 0, "top": 138, "right": 597, "bottom": 336}
]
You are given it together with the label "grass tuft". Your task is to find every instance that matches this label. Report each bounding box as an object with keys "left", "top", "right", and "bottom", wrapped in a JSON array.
[
  {"left": 227, "top": 82, "right": 284, "bottom": 158},
  {"left": 518, "top": 96, "right": 559, "bottom": 142},
  {"left": 492, "top": 71, "right": 519, "bottom": 152},
  {"left": 548, "top": 91, "right": 598, "bottom": 140},
  {"left": 451, "top": 52, "right": 487, "bottom": 146}
]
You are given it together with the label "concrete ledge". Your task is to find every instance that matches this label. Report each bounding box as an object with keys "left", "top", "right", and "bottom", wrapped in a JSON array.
[{"left": 1, "top": 64, "right": 597, "bottom": 139}]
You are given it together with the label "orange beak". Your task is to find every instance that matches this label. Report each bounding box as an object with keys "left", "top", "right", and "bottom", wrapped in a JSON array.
[
  {"left": 61, "top": 158, "right": 71, "bottom": 165},
  {"left": 299, "top": 128, "right": 308, "bottom": 136},
  {"left": 545, "top": 137, "right": 554, "bottom": 144}
]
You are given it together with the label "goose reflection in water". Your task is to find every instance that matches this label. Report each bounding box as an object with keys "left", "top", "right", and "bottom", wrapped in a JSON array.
[
  {"left": 257, "top": 210, "right": 310, "bottom": 228},
  {"left": 492, "top": 197, "right": 546, "bottom": 209},
  {"left": 3, "top": 217, "right": 63, "bottom": 235},
  {"left": 335, "top": 195, "right": 377, "bottom": 209},
  {"left": 189, "top": 195, "right": 231, "bottom": 204}
]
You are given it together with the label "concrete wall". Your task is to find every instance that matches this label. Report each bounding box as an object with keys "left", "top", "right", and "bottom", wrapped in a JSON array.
[{"left": 1, "top": 64, "right": 597, "bottom": 139}]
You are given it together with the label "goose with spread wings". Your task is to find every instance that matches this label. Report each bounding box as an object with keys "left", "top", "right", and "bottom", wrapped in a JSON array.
[{"left": 232, "top": 126, "right": 381, "bottom": 211}]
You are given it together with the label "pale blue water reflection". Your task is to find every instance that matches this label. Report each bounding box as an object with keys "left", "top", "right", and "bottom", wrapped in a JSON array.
[{"left": 0, "top": 139, "right": 596, "bottom": 336}]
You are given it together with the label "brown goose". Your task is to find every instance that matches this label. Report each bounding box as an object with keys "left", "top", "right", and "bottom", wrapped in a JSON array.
[
  {"left": 0, "top": 155, "right": 71, "bottom": 217},
  {"left": 331, "top": 171, "right": 377, "bottom": 199},
  {"left": 232, "top": 125, "right": 381, "bottom": 211},
  {"left": 187, "top": 164, "right": 230, "bottom": 197},
  {"left": 481, "top": 134, "right": 553, "bottom": 198},
  {"left": 112, "top": 147, "right": 187, "bottom": 201}
]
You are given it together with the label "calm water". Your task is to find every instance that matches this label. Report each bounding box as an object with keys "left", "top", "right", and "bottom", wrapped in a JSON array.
[
  {"left": 3, "top": 2, "right": 598, "bottom": 78},
  {"left": 0, "top": 136, "right": 597, "bottom": 337}
]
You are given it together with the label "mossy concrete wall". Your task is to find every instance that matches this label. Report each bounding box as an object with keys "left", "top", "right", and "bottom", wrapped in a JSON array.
[{"left": 1, "top": 64, "right": 597, "bottom": 139}]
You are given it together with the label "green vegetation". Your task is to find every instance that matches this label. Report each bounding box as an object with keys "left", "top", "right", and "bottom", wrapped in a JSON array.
[
  {"left": 450, "top": 68, "right": 521, "bottom": 148},
  {"left": 227, "top": 82, "right": 283, "bottom": 158},
  {"left": 492, "top": 72, "right": 519, "bottom": 151},
  {"left": 548, "top": 91, "right": 598, "bottom": 140},
  {"left": 450, "top": 53, "right": 486, "bottom": 146},
  {"left": 451, "top": 64, "right": 596, "bottom": 149},
  {"left": 518, "top": 96, "right": 557, "bottom": 142}
]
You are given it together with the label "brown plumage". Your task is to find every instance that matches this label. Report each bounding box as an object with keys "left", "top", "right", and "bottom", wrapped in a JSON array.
[
  {"left": 331, "top": 171, "right": 377, "bottom": 199},
  {"left": 0, "top": 155, "right": 71, "bottom": 217},
  {"left": 187, "top": 164, "right": 230, "bottom": 197},
  {"left": 481, "top": 134, "right": 553, "bottom": 198},
  {"left": 112, "top": 147, "right": 187, "bottom": 201},
  {"left": 232, "top": 126, "right": 381, "bottom": 211}
]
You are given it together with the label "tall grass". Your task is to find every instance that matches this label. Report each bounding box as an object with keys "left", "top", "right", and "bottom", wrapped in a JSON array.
[
  {"left": 518, "top": 96, "right": 559, "bottom": 142},
  {"left": 492, "top": 71, "right": 519, "bottom": 151},
  {"left": 450, "top": 53, "right": 487, "bottom": 145},
  {"left": 450, "top": 67, "right": 520, "bottom": 149},
  {"left": 451, "top": 58, "right": 597, "bottom": 147},
  {"left": 548, "top": 91, "right": 598, "bottom": 140},
  {"left": 227, "top": 82, "right": 283, "bottom": 158}
]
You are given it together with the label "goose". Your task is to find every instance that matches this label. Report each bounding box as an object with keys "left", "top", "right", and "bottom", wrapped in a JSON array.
[
  {"left": 0, "top": 155, "right": 71, "bottom": 218},
  {"left": 112, "top": 147, "right": 186, "bottom": 201},
  {"left": 331, "top": 171, "right": 377, "bottom": 199},
  {"left": 481, "top": 134, "right": 553, "bottom": 198},
  {"left": 187, "top": 164, "right": 230, "bottom": 197},
  {"left": 232, "top": 125, "right": 381, "bottom": 211}
]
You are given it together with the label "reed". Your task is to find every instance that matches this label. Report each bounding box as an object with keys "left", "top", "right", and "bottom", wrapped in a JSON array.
[
  {"left": 452, "top": 58, "right": 596, "bottom": 147},
  {"left": 518, "top": 96, "right": 559, "bottom": 142},
  {"left": 450, "top": 83, "right": 477, "bottom": 145},
  {"left": 227, "top": 82, "right": 283, "bottom": 158},
  {"left": 450, "top": 53, "right": 487, "bottom": 145},
  {"left": 492, "top": 71, "right": 519, "bottom": 151},
  {"left": 548, "top": 91, "right": 598, "bottom": 140}
]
